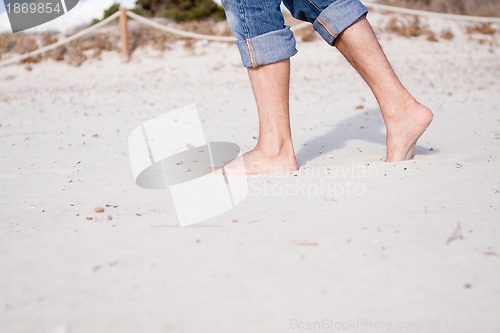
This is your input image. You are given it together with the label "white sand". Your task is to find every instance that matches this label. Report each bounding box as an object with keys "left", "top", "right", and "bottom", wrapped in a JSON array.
[{"left": 0, "top": 12, "right": 499, "bottom": 333}]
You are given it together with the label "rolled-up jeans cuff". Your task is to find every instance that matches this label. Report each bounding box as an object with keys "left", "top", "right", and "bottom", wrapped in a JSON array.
[
  {"left": 236, "top": 26, "right": 298, "bottom": 68},
  {"left": 313, "top": 0, "right": 368, "bottom": 45}
]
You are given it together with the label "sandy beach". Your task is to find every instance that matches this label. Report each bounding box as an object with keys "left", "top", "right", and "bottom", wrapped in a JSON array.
[{"left": 0, "top": 10, "right": 499, "bottom": 333}]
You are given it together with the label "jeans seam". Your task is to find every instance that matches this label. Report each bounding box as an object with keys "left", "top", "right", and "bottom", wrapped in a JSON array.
[
  {"left": 317, "top": 16, "right": 337, "bottom": 37},
  {"left": 246, "top": 39, "right": 257, "bottom": 67},
  {"left": 237, "top": 0, "right": 250, "bottom": 39},
  {"left": 304, "top": 0, "right": 322, "bottom": 13}
]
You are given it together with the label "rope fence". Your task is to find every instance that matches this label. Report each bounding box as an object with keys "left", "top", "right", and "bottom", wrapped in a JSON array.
[
  {"left": 125, "top": 10, "right": 234, "bottom": 42},
  {"left": 0, "top": 2, "right": 499, "bottom": 68}
]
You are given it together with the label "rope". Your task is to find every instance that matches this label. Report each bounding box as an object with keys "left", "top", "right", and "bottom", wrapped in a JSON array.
[
  {"left": 0, "top": 11, "right": 121, "bottom": 68},
  {"left": 126, "top": 10, "right": 235, "bottom": 42},
  {"left": 363, "top": 1, "right": 500, "bottom": 24}
]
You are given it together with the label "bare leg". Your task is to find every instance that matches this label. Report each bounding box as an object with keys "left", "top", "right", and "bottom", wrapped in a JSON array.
[
  {"left": 335, "top": 17, "right": 433, "bottom": 161},
  {"left": 224, "top": 59, "right": 298, "bottom": 174}
]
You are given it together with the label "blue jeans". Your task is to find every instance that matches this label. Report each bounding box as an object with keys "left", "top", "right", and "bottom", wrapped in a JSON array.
[{"left": 221, "top": 0, "right": 368, "bottom": 68}]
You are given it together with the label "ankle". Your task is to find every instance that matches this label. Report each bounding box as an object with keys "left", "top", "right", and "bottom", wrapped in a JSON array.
[
  {"left": 381, "top": 94, "right": 419, "bottom": 119},
  {"left": 255, "top": 140, "right": 295, "bottom": 159}
]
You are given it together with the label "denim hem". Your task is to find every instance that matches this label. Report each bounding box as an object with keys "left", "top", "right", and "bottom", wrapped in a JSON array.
[
  {"left": 312, "top": 0, "right": 368, "bottom": 45},
  {"left": 236, "top": 26, "right": 298, "bottom": 68}
]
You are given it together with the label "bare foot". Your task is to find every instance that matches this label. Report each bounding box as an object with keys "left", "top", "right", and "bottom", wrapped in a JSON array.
[
  {"left": 384, "top": 102, "right": 434, "bottom": 162},
  {"left": 220, "top": 146, "right": 298, "bottom": 175}
]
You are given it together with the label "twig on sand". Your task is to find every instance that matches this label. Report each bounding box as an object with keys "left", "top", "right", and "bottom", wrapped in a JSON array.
[{"left": 446, "top": 222, "right": 463, "bottom": 244}]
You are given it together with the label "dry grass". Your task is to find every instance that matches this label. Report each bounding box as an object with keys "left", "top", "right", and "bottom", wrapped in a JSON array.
[
  {"left": 386, "top": 16, "right": 437, "bottom": 39},
  {"left": 0, "top": 33, "right": 41, "bottom": 63},
  {"left": 466, "top": 23, "right": 497, "bottom": 35},
  {"left": 0, "top": 28, "right": 123, "bottom": 66},
  {"left": 386, "top": 16, "right": 465, "bottom": 42},
  {"left": 181, "top": 20, "right": 232, "bottom": 37},
  {"left": 440, "top": 29, "right": 455, "bottom": 40}
]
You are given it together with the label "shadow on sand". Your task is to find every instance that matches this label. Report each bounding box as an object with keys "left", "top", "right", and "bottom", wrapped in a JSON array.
[{"left": 295, "top": 107, "right": 437, "bottom": 165}]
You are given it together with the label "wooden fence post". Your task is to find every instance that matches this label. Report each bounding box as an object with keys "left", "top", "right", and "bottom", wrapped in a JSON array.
[{"left": 120, "top": 6, "right": 130, "bottom": 63}]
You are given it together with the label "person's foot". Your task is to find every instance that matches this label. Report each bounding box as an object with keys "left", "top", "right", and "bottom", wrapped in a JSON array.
[
  {"left": 384, "top": 101, "right": 434, "bottom": 162},
  {"left": 220, "top": 145, "right": 298, "bottom": 175}
]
